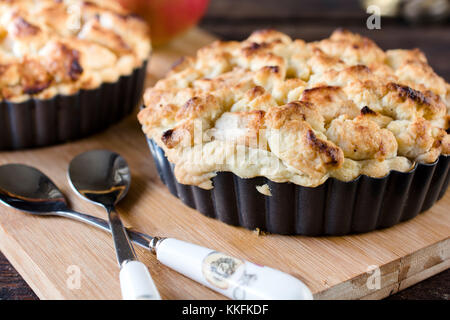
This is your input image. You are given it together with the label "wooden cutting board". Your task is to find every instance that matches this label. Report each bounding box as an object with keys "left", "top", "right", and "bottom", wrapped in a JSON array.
[{"left": 0, "top": 28, "right": 448, "bottom": 300}]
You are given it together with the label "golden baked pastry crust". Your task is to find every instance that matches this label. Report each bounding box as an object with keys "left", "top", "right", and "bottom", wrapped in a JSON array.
[
  {"left": 0, "top": 0, "right": 150, "bottom": 103},
  {"left": 139, "top": 29, "right": 449, "bottom": 189}
]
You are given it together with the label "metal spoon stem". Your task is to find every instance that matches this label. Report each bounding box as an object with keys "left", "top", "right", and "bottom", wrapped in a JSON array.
[
  {"left": 55, "top": 209, "right": 154, "bottom": 251},
  {"left": 105, "top": 205, "right": 137, "bottom": 267}
]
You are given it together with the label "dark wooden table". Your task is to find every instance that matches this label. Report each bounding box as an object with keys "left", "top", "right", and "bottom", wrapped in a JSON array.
[{"left": 1, "top": 0, "right": 449, "bottom": 300}]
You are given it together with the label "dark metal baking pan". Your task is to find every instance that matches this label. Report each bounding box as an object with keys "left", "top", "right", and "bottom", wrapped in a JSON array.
[
  {"left": 0, "top": 61, "right": 148, "bottom": 150},
  {"left": 147, "top": 138, "right": 449, "bottom": 236}
]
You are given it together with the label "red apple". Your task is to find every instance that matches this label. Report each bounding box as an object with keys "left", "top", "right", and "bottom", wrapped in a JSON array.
[{"left": 117, "top": 0, "right": 210, "bottom": 45}]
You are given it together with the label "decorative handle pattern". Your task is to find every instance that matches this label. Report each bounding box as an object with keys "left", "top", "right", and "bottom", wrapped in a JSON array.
[{"left": 155, "top": 238, "right": 313, "bottom": 300}]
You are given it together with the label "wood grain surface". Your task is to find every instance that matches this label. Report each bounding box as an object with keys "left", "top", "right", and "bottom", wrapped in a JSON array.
[{"left": 0, "top": 27, "right": 448, "bottom": 300}]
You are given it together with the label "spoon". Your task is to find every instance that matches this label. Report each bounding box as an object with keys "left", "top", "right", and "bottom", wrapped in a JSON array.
[
  {"left": 0, "top": 163, "right": 313, "bottom": 300},
  {"left": 0, "top": 164, "right": 153, "bottom": 249},
  {"left": 68, "top": 150, "right": 160, "bottom": 300}
]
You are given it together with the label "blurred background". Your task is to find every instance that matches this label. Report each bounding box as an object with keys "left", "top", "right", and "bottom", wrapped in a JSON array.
[
  {"left": 199, "top": 0, "right": 449, "bottom": 80},
  {"left": 121, "top": 0, "right": 448, "bottom": 79}
]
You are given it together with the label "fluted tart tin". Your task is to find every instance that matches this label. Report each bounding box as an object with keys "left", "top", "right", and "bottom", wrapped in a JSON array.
[{"left": 147, "top": 138, "right": 449, "bottom": 236}]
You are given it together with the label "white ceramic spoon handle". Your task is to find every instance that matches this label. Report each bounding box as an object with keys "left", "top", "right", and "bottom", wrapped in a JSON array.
[
  {"left": 154, "top": 238, "right": 313, "bottom": 300},
  {"left": 119, "top": 260, "right": 161, "bottom": 300}
]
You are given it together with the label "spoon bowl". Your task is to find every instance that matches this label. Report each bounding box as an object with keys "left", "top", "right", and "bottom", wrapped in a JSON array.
[
  {"left": 0, "top": 164, "right": 68, "bottom": 214},
  {"left": 68, "top": 150, "right": 131, "bottom": 209}
]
